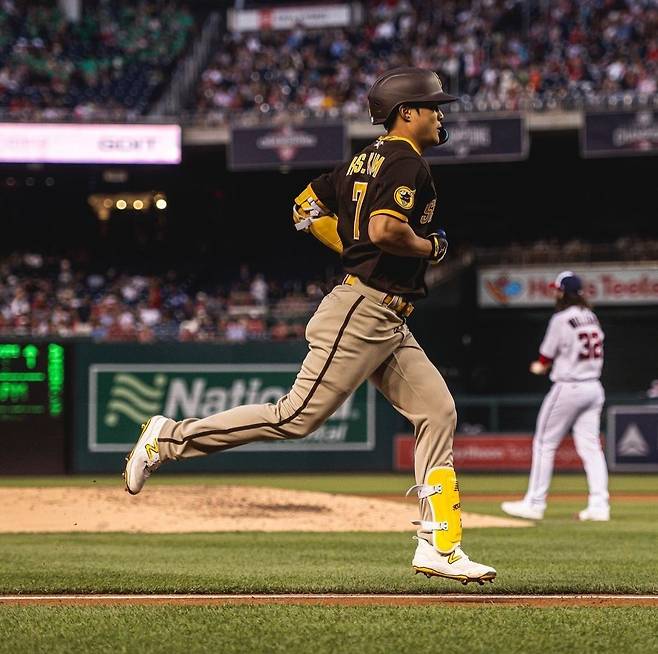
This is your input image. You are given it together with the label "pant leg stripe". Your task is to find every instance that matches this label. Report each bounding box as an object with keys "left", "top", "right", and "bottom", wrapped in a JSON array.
[{"left": 159, "top": 295, "right": 365, "bottom": 444}]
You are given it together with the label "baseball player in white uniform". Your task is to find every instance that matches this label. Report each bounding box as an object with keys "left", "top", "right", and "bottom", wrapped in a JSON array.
[{"left": 502, "top": 271, "right": 610, "bottom": 522}]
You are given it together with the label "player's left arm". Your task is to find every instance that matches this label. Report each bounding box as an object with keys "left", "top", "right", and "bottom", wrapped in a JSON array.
[
  {"left": 368, "top": 215, "right": 445, "bottom": 261},
  {"left": 367, "top": 155, "right": 447, "bottom": 262}
]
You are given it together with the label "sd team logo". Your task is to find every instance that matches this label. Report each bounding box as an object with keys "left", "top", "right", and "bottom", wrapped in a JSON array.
[{"left": 485, "top": 275, "right": 523, "bottom": 304}]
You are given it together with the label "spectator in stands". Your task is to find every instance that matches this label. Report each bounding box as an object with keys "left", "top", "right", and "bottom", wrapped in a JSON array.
[
  {"left": 0, "top": 252, "right": 326, "bottom": 342},
  {"left": 0, "top": 0, "right": 195, "bottom": 118},
  {"left": 2, "top": 237, "right": 657, "bottom": 342},
  {"left": 194, "top": 0, "right": 658, "bottom": 123}
]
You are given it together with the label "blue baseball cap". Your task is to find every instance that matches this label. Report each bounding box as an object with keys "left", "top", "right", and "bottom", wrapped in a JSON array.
[{"left": 553, "top": 270, "right": 583, "bottom": 294}]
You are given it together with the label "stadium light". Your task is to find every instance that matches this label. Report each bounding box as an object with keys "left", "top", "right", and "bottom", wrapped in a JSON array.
[{"left": 89, "top": 191, "right": 162, "bottom": 219}]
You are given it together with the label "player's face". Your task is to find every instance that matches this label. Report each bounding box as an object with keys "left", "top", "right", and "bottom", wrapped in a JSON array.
[{"left": 410, "top": 105, "right": 445, "bottom": 148}]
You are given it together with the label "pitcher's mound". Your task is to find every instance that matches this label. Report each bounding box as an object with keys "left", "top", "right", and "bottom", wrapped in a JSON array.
[{"left": 1, "top": 486, "right": 531, "bottom": 532}]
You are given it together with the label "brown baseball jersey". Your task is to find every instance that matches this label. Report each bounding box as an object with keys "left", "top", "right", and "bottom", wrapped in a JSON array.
[{"left": 309, "top": 136, "right": 438, "bottom": 299}]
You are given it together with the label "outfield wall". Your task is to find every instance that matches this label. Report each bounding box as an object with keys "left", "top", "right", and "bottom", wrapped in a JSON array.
[{"left": 1, "top": 339, "right": 656, "bottom": 474}]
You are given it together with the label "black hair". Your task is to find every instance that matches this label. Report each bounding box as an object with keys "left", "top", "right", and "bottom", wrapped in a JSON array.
[
  {"left": 383, "top": 111, "right": 397, "bottom": 132},
  {"left": 384, "top": 103, "right": 428, "bottom": 132}
]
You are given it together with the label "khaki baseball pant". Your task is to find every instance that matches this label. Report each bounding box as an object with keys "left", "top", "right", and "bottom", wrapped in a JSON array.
[{"left": 157, "top": 278, "right": 457, "bottom": 540}]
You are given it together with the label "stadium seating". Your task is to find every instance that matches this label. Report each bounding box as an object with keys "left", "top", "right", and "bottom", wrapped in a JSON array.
[
  {"left": 2, "top": 1, "right": 655, "bottom": 121},
  {"left": 2, "top": 238, "right": 656, "bottom": 342},
  {"left": 0, "top": 0, "right": 195, "bottom": 119},
  {"left": 193, "top": 0, "right": 658, "bottom": 123},
  {"left": 0, "top": 253, "right": 323, "bottom": 342}
]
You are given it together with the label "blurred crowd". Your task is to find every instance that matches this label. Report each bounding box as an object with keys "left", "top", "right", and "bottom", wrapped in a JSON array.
[
  {"left": 0, "top": 0, "right": 194, "bottom": 119},
  {"left": 2, "top": 235, "right": 656, "bottom": 341},
  {"left": 476, "top": 236, "right": 658, "bottom": 265},
  {"left": 1, "top": 0, "right": 655, "bottom": 121},
  {"left": 195, "top": 0, "right": 658, "bottom": 123},
  {"left": 0, "top": 254, "right": 326, "bottom": 342}
]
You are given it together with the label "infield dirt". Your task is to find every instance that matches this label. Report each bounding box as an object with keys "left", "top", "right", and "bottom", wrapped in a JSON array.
[{"left": 1, "top": 485, "right": 530, "bottom": 532}]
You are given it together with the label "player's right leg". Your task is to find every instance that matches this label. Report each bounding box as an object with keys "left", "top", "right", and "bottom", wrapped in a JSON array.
[
  {"left": 572, "top": 382, "right": 609, "bottom": 521},
  {"left": 501, "top": 382, "right": 577, "bottom": 520},
  {"left": 370, "top": 334, "right": 496, "bottom": 585},
  {"left": 123, "top": 284, "right": 405, "bottom": 493}
]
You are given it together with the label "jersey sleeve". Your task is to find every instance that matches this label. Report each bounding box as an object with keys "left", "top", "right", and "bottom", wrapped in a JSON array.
[
  {"left": 308, "top": 167, "right": 340, "bottom": 215},
  {"left": 539, "top": 315, "right": 561, "bottom": 359},
  {"left": 368, "top": 155, "right": 424, "bottom": 224}
]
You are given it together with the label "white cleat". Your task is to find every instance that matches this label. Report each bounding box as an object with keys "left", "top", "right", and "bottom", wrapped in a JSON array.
[
  {"left": 412, "top": 538, "right": 496, "bottom": 586},
  {"left": 123, "top": 415, "right": 167, "bottom": 495},
  {"left": 578, "top": 507, "right": 610, "bottom": 521},
  {"left": 501, "top": 500, "right": 544, "bottom": 521}
]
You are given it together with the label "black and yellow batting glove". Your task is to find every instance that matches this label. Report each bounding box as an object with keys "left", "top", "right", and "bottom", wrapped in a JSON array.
[{"left": 426, "top": 230, "right": 448, "bottom": 264}]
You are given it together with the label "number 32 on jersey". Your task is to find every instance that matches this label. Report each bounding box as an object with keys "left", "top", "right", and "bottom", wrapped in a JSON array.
[{"left": 578, "top": 331, "right": 603, "bottom": 360}]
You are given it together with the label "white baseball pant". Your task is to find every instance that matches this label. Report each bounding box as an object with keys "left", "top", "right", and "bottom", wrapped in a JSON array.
[{"left": 524, "top": 380, "right": 609, "bottom": 512}]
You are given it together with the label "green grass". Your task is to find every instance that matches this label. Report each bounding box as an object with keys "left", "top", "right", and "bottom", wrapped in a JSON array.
[
  {"left": 1, "top": 495, "right": 657, "bottom": 594},
  {"left": 1, "top": 473, "right": 657, "bottom": 653},
  {"left": 1, "top": 472, "right": 656, "bottom": 494},
  {"left": 0, "top": 474, "right": 656, "bottom": 594},
  {"left": 1, "top": 606, "right": 657, "bottom": 654}
]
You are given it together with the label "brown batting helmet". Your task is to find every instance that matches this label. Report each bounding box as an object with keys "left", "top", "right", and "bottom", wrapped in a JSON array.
[{"left": 367, "top": 67, "right": 457, "bottom": 125}]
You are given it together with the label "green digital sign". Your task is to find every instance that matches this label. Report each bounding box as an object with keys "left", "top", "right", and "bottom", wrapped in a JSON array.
[{"left": 0, "top": 343, "right": 65, "bottom": 420}]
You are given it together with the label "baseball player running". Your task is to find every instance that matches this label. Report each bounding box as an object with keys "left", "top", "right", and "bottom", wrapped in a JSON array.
[
  {"left": 502, "top": 271, "right": 610, "bottom": 522},
  {"left": 124, "top": 67, "right": 496, "bottom": 585}
]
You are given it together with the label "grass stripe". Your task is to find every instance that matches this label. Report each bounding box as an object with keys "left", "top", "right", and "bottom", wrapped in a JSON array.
[{"left": 1, "top": 606, "right": 657, "bottom": 654}]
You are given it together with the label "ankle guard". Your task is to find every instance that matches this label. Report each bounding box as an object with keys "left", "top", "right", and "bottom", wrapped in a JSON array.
[{"left": 407, "top": 466, "right": 462, "bottom": 554}]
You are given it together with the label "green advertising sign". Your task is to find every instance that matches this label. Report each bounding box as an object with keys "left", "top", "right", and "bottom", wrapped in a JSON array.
[{"left": 88, "top": 364, "right": 375, "bottom": 453}]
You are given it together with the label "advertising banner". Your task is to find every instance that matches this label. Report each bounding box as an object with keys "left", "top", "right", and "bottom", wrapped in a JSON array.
[
  {"left": 0, "top": 123, "right": 181, "bottom": 164},
  {"left": 425, "top": 113, "right": 528, "bottom": 163},
  {"left": 72, "top": 342, "right": 398, "bottom": 473},
  {"left": 88, "top": 364, "right": 374, "bottom": 454},
  {"left": 229, "top": 123, "right": 346, "bottom": 170},
  {"left": 607, "top": 405, "right": 658, "bottom": 471},
  {"left": 478, "top": 264, "right": 658, "bottom": 307},
  {"left": 228, "top": 4, "right": 357, "bottom": 31},
  {"left": 394, "top": 433, "right": 594, "bottom": 472},
  {"left": 582, "top": 110, "right": 658, "bottom": 158}
]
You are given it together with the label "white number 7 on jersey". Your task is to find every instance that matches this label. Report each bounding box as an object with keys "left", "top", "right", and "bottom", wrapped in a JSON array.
[{"left": 352, "top": 181, "right": 368, "bottom": 240}]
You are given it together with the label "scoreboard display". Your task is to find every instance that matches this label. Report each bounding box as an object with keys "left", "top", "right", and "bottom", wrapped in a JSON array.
[{"left": 0, "top": 342, "right": 67, "bottom": 473}]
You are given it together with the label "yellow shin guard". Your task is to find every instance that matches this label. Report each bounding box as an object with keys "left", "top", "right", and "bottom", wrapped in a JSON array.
[{"left": 407, "top": 466, "right": 462, "bottom": 554}]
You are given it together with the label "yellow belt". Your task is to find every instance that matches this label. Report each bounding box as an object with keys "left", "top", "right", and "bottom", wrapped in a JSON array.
[{"left": 343, "top": 274, "right": 414, "bottom": 318}]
